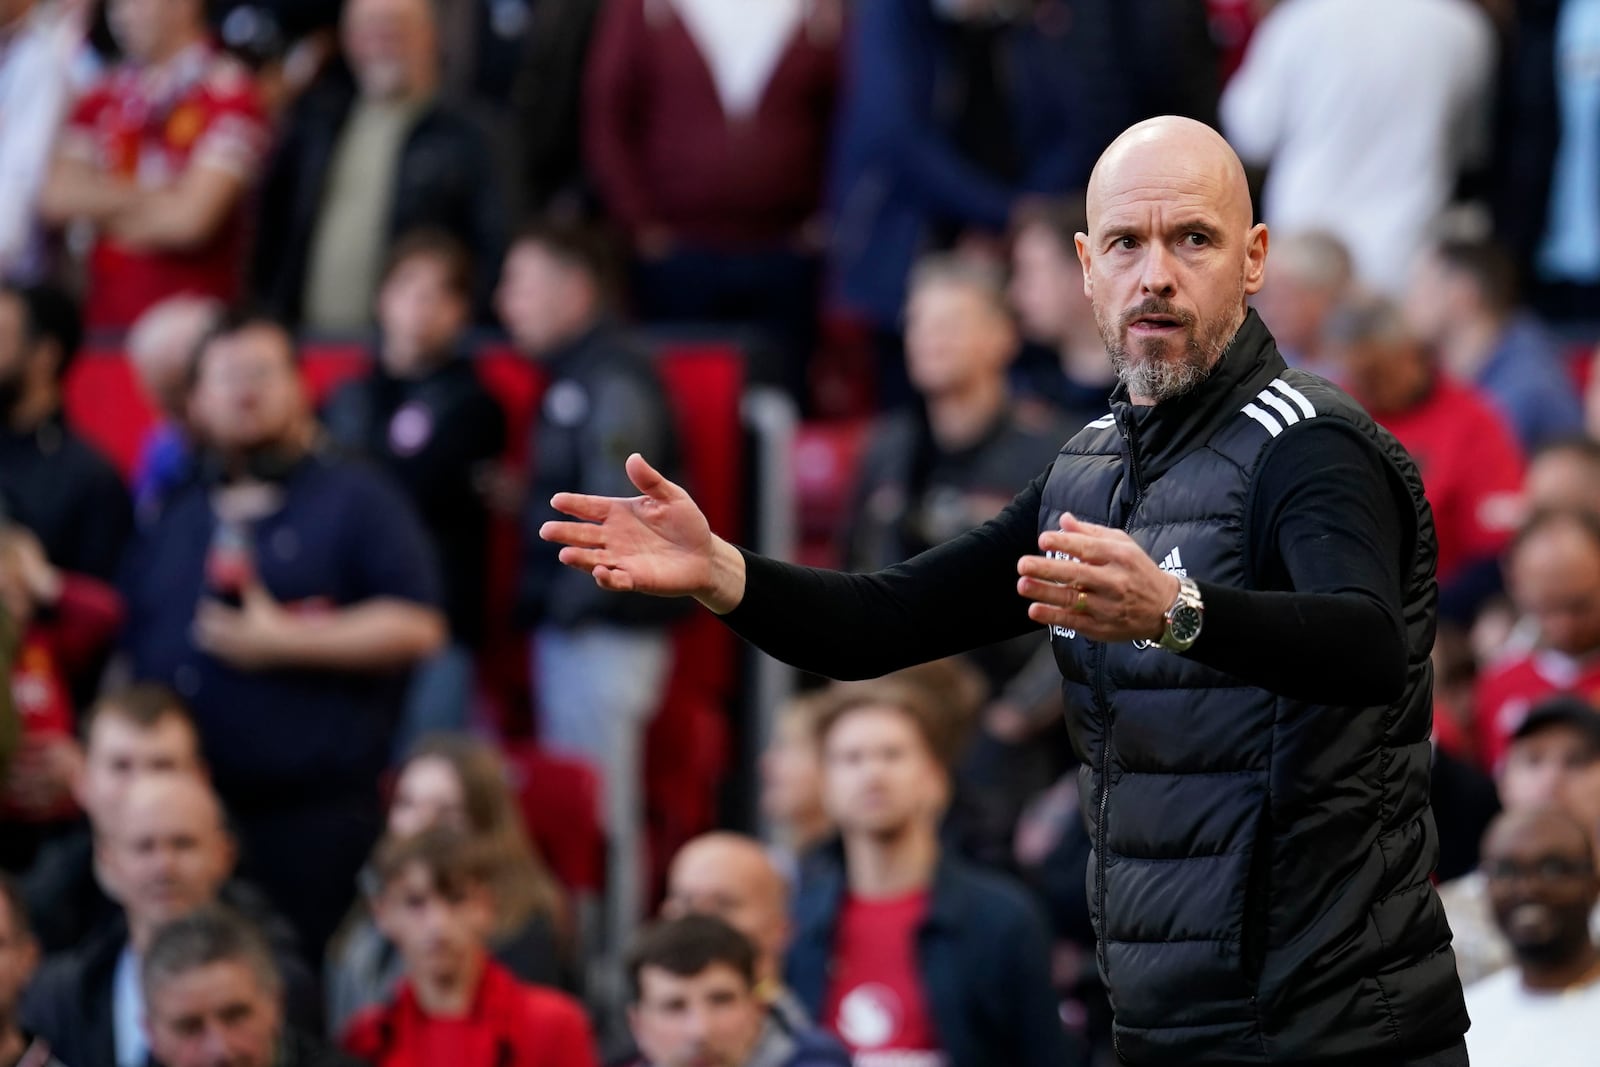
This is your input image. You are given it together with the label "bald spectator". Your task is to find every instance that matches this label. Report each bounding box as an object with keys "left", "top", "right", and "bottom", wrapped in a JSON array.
[
  {"left": 254, "top": 0, "right": 507, "bottom": 328},
  {"left": 19, "top": 775, "right": 318, "bottom": 1067},
  {"left": 144, "top": 905, "right": 359, "bottom": 1067},
  {"left": 1465, "top": 807, "right": 1600, "bottom": 1064},
  {"left": 1526, "top": 438, "right": 1600, "bottom": 519},
  {"left": 1249, "top": 229, "right": 1354, "bottom": 373},
  {"left": 0, "top": 0, "right": 85, "bottom": 286},
  {"left": 0, "top": 283, "right": 132, "bottom": 583},
  {"left": 1441, "top": 697, "right": 1600, "bottom": 986},
  {"left": 125, "top": 295, "right": 222, "bottom": 520},
  {"left": 20, "top": 686, "right": 205, "bottom": 954},
  {"left": 1476, "top": 512, "right": 1600, "bottom": 768},
  {"left": 1405, "top": 236, "right": 1582, "bottom": 452},
  {"left": 38, "top": 0, "right": 269, "bottom": 329},
  {"left": 664, "top": 833, "right": 804, "bottom": 1030},
  {"left": 1007, "top": 198, "right": 1117, "bottom": 427},
  {"left": 1322, "top": 295, "right": 1524, "bottom": 621},
  {"left": 0, "top": 874, "right": 62, "bottom": 1067},
  {"left": 1222, "top": 0, "right": 1495, "bottom": 290}
]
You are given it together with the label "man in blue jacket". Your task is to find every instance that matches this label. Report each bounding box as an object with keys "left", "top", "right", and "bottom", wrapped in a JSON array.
[{"left": 786, "top": 678, "right": 1071, "bottom": 1067}]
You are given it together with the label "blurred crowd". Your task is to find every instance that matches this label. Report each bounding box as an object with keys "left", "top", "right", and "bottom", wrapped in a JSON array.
[{"left": 2, "top": 0, "right": 1600, "bottom": 1065}]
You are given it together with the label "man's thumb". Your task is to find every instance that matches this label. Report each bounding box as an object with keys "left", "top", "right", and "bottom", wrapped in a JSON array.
[{"left": 626, "top": 453, "right": 677, "bottom": 501}]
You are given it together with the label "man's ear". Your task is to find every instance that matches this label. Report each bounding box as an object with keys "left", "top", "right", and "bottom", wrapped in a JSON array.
[
  {"left": 1244, "top": 223, "right": 1270, "bottom": 297},
  {"left": 1074, "top": 232, "right": 1094, "bottom": 301}
]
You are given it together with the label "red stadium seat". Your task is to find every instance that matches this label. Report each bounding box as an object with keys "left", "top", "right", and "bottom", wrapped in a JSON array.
[
  {"left": 792, "top": 417, "right": 873, "bottom": 569},
  {"left": 501, "top": 739, "right": 605, "bottom": 894}
]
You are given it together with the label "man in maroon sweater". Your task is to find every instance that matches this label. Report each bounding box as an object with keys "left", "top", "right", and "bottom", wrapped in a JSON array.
[{"left": 583, "top": 0, "right": 840, "bottom": 403}]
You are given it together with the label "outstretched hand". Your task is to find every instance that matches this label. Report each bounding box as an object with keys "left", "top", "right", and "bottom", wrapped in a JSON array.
[
  {"left": 1017, "top": 513, "right": 1179, "bottom": 644},
  {"left": 540, "top": 453, "right": 747, "bottom": 614}
]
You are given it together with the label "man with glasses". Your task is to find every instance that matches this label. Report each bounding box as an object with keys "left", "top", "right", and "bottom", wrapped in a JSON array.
[{"left": 1465, "top": 806, "right": 1600, "bottom": 1064}]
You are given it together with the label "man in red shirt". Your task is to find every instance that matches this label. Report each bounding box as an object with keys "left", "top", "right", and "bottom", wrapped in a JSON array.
[
  {"left": 342, "top": 828, "right": 598, "bottom": 1067},
  {"left": 787, "top": 678, "right": 1068, "bottom": 1067},
  {"left": 1475, "top": 510, "right": 1600, "bottom": 770},
  {"left": 1323, "top": 294, "right": 1524, "bottom": 619},
  {"left": 38, "top": 0, "right": 268, "bottom": 329}
]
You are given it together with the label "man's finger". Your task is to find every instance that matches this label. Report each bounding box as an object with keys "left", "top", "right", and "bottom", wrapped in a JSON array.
[
  {"left": 541, "top": 521, "right": 607, "bottom": 549},
  {"left": 549, "top": 492, "right": 614, "bottom": 523},
  {"left": 626, "top": 453, "right": 681, "bottom": 502},
  {"left": 591, "top": 564, "right": 636, "bottom": 593},
  {"left": 1018, "top": 574, "right": 1103, "bottom": 610},
  {"left": 1036, "top": 530, "right": 1111, "bottom": 563},
  {"left": 557, "top": 546, "right": 610, "bottom": 572},
  {"left": 1058, "top": 512, "right": 1118, "bottom": 535},
  {"left": 1018, "top": 556, "right": 1111, "bottom": 596}
]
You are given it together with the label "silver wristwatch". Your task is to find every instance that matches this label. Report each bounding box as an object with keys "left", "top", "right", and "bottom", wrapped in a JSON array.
[{"left": 1157, "top": 576, "right": 1205, "bottom": 652}]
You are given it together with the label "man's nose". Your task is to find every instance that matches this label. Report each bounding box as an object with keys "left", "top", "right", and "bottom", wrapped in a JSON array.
[{"left": 1140, "top": 243, "right": 1178, "bottom": 299}]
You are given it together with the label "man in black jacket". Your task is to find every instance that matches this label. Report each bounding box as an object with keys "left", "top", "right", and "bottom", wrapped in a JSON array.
[
  {"left": 252, "top": 0, "right": 507, "bottom": 329},
  {"left": 541, "top": 116, "right": 1468, "bottom": 1064},
  {"left": 498, "top": 221, "right": 685, "bottom": 965}
]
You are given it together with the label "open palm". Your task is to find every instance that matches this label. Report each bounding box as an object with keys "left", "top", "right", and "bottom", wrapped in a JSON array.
[{"left": 540, "top": 453, "right": 720, "bottom": 601}]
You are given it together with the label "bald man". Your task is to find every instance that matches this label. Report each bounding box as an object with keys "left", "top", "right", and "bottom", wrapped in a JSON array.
[
  {"left": 19, "top": 776, "right": 322, "bottom": 1067},
  {"left": 543, "top": 117, "right": 1463, "bottom": 1065},
  {"left": 662, "top": 834, "right": 804, "bottom": 1029}
]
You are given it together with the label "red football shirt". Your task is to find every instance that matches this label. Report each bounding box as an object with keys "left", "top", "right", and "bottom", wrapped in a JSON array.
[
  {"left": 1376, "top": 377, "right": 1524, "bottom": 587},
  {"left": 1474, "top": 650, "right": 1600, "bottom": 771},
  {"left": 58, "top": 42, "right": 267, "bottom": 329},
  {"left": 822, "top": 891, "right": 948, "bottom": 1067}
]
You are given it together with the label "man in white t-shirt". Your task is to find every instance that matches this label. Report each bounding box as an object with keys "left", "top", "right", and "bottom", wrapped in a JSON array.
[{"left": 1465, "top": 806, "right": 1600, "bottom": 1065}]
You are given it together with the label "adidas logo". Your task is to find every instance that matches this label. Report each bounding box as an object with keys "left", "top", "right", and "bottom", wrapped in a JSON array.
[{"left": 1158, "top": 547, "right": 1188, "bottom": 578}]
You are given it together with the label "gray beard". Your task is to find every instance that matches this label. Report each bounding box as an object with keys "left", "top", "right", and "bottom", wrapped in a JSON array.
[{"left": 1102, "top": 303, "right": 1244, "bottom": 404}]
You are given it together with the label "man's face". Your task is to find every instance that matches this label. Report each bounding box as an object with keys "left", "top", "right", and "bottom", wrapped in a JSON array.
[
  {"left": 629, "top": 964, "right": 765, "bottom": 1067},
  {"left": 145, "top": 960, "right": 282, "bottom": 1067},
  {"left": 1324, "top": 337, "right": 1422, "bottom": 416},
  {"left": 1252, "top": 274, "right": 1330, "bottom": 362},
  {"left": 822, "top": 706, "right": 945, "bottom": 839},
  {"left": 189, "top": 327, "right": 304, "bottom": 454},
  {"left": 903, "top": 279, "right": 1015, "bottom": 397},
  {"left": 374, "top": 865, "right": 493, "bottom": 985},
  {"left": 76, "top": 713, "right": 201, "bottom": 825},
  {"left": 495, "top": 243, "right": 586, "bottom": 355},
  {"left": 1511, "top": 524, "right": 1600, "bottom": 657},
  {"left": 1500, "top": 725, "right": 1600, "bottom": 812},
  {"left": 387, "top": 757, "right": 469, "bottom": 840},
  {"left": 663, "top": 842, "right": 788, "bottom": 984},
  {"left": 377, "top": 256, "right": 469, "bottom": 378},
  {"left": 109, "top": 0, "right": 195, "bottom": 64},
  {"left": 1402, "top": 250, "right": 1458, "bottom": 347},
  {"left": 1010, "top": 225, "right": 1091, "bottom": 345},
  {"left": 1525, "top": 450, "right": 1600, "bottom": 518},
  {"left": 760, "top": 713, "right": 824, "bottom": 831},
  {"left": 1484, "top": 815, "right": 1600, "bottom": 968},
  {"left": 0, "top": 897, "right": 38, "bottom": 1022},
  {"left": 342, "top": 0, "right": 432, "bottom": 100},
  {"left": 1075, "top": 149, "right": 1265, "bottom": 403},
  {"left": 101, "top": 785, "right": 234, "bottom": 928}
]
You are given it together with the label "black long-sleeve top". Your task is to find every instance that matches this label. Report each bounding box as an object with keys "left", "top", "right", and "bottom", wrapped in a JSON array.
[{"left": 725, "top": 418, "right": 1410, "bottom": 709}]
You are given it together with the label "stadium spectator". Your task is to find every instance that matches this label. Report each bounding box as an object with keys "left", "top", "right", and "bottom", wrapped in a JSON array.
[
  {"left": 144, "top": 904, "right": 359, "bottom": 1067},
  {"left": 1404, "top": 236, "right": 1583, "bottom": 452},
  {"left": 1248, "top": 229, "right": 1354, "bottom": 373},
  {"left": 0, "top": 0, "right": 87, "bottom": 286},
  {"left": 1525, "top": 437, "right": 1600, "bottom": 518},
  {"left": 1464, "top": 806, "right": 1600, "bottom": 1064},
  {"left": 498, "top": 222, "right": 686, "bottom": 955},
  {"left": 0, "top": 522, "right": 123, "bottom": 871},
  {"left": 584, "top": 0, "right": 840, "bottom": 402},
  {"left": 19, "top": 774, "right": 319, "bottom": 1067},
  {"left": 787, "top": 681, "right": 1069, "bottom": 1067},
  {"left": 0, "top": 874, "right": 61, "bottom": 1067},
  {"left": 626, "top": 915, "right": 849, "bottom": 1067},
  {"left": 759, "top": 693, "right": 832, "bottom": 884},
  {"left": 1441, "top": 697, "right": 1600, "bottom": 986},
  {"left": 119, "top": 313, "right": 445, "bottom": 956},
  {"left": 342, "top": 828, "right": 598, "bottom": 1067},
  {"left": 37, "top": 0, "right": 268, "bottom": 329},
  {"left": 1476, "top": 511, "right": 1600, "bottom": 770},
  {"left": 125, "top": 295, "right": 221, "bottom": 522},
  {"left": 0, "top": 283, "right": 132, "bottom": 583},
  {"left": 19, "top": 685, "right": 203, "bottom": 954},
  {"left": 326, "top": 734, "right": 571, "bottom": 1036},
  {"left": 1007, "top": 198, "right": 1118, "bottom": 427},
  {"left": 322, "top": 230, "right": 507, "bottom": 747},
  {"left": 1322, "top": 295, "right": 1524, "bottom": 622},
  {"left": 825, "top": 0, "right": 1103, "bottom": 390},
  {"left": 1221, "top": 0, "right": 1496, "bottom": 290},
  {"left": 253, "top": 0, "right": 507, "bottom": 330},
  {"left": 663, "top": 833, "right": 806, "bottom": 1030}
]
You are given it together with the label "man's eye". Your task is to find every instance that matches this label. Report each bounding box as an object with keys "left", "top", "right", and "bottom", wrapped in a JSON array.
[
  {"left": 1116, "top": 237, "right": 1138, "bottom": 250},
  {"left": 1184, "top": 233, "right": 1208, "bottom": 247}
]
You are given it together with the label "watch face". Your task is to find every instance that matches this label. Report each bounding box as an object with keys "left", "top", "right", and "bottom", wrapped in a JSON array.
[{"left": 1171, "top": 604, "right": 1203, "bottom": 644}]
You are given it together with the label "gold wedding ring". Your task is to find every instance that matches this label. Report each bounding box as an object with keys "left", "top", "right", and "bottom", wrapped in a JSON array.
[{"left": 1074, "top": 591, "right": 1090, "bottom": 612}]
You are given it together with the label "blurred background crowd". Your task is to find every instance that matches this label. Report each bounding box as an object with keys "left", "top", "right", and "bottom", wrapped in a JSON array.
[{"left": 1, "top": 0, "right": 1600, "bottom": 1064}]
